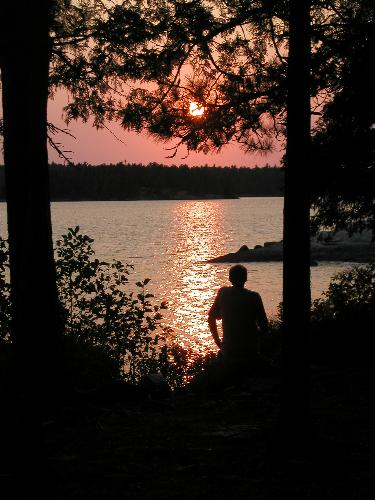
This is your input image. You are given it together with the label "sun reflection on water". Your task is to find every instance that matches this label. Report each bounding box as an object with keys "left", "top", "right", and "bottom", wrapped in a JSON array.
[
  {"left": 1, "top": 198, "right": 351, "bottom": 360},
  {"left": 166, "top": 201, "right": 227, "bottom": 353}
]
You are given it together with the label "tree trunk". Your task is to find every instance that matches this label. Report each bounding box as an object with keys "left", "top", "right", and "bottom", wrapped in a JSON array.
[
  {"left": 0, "top": 0, "right": 63, "bottom": 403},
  {"left": 278, "top": 0, "right": 312, "bottom": 452}
]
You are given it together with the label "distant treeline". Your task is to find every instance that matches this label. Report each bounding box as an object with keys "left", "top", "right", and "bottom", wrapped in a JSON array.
[{"left": 0, "top": 163, "right": 284, "bottom": 200}]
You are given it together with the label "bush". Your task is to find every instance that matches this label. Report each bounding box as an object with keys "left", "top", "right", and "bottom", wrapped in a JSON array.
[
  {"left": 311, "top": 263, "right": 375, "bottom": 364},
  {"left": 255, "top": 264, "right": 375, "bottom": 367},
  {"left": 0, "top": 227, "right": 208, "bottom": 390}
]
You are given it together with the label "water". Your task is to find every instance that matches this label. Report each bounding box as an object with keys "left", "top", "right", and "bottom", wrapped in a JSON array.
[{"left": 0, "top": 198, "right": 355, "bottom": 352}]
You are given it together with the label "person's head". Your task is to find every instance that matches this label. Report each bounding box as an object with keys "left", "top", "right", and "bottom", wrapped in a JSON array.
[{"left": 229, "top": 264, "right": 247, "bottom": 287}]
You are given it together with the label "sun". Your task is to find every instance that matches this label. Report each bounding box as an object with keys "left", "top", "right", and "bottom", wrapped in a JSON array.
[{"left": 189, "top": 101, "right": 205, "bottom": 117}]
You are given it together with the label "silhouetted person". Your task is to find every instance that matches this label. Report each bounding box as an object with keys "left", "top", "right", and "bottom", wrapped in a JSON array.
[{"left": 208, "top": 264, "right": 268, "bottom": 366}]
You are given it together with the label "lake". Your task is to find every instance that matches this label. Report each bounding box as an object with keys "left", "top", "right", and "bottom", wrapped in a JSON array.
[{"left": 0, "top": 198, "right": 355, "bottom": 352}]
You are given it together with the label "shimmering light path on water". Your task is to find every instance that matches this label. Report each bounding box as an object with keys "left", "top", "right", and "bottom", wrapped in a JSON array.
[{"left": 0, "top": 198, "right": 355, "bottom": 352}]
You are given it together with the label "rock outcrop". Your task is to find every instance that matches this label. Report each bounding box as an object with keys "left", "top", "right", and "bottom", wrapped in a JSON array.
[{"left": 207, "top": 230, "right": 375, "bottom": 264}]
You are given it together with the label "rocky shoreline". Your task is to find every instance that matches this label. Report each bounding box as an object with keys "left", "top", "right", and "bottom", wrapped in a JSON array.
[{"left": 207, "top": 230, "right": 375, "bottom": 264}]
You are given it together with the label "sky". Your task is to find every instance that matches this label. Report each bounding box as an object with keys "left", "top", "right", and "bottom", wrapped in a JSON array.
[{"left": 48, "top": 91, "right": 283, "bottom": 167}]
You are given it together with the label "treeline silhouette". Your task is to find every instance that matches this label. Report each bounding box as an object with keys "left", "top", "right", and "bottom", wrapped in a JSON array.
[{"left": 0, "top": 163, "right": 284, "bottom": 201}]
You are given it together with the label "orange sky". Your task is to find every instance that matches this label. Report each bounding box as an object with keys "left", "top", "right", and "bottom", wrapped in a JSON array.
[{"left": 48, "top": 92, "right": 283, "bottom": 167}]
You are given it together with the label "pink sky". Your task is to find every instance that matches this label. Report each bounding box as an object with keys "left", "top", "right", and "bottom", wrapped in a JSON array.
[{"left": 48, "top": 92, "right": 283, "bottom": 167}]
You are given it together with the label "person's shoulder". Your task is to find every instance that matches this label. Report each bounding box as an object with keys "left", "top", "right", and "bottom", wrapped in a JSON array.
[
  {"left": 214, "top": 286, "right": 229, "bottom": 298},
  {"left": 245, "top": 289, "right": 262, "bottom": 300}
]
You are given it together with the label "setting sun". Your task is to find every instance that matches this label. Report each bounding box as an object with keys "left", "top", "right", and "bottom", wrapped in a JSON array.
[{"left": 189, "top": 101, "right": 205, "bottom": 117}]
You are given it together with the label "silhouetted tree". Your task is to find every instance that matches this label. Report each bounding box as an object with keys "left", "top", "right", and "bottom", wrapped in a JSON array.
[
  {"left": 49, "top": 1, "right": 280, "bottom": 155},
  {"left": 50, "top": 0, "right": 374, "bottom": 233},
  {"left": 49, "top": 0, "right": 369, "bottom": 452},
  {"left": 0, "top": 1, "right": 63, "bottom": 398},
  {"left": 0, "top": 0, "right": 172, "bottom": 400},
  {"left": 0, "top": 1, "right": 66, "bottom": 488},
  {"left": 310, "top": 0, "right": 375, "bottom": 234},
  {"left": 48, "top": 1, "right": 373, "bottom": 233},
  {"left": 278, "top": 0, "right": 312, "bottom": 452}
]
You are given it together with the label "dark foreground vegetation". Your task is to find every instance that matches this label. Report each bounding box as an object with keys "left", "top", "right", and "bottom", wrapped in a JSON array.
[
  {"left": 2, "top": 229, "right": 373, "bottom": 390},
  {"left": 0, "top": 163, "right": 284, "bottom": 201},
  {"left": 1, "top": 230, "right": 375, "bottom": 498},
  {"left": 3, "top": 362, "right": 375, "bottom": 500},
  {"left": 0, "top": 227, "right": 210, "bottom": 392}
]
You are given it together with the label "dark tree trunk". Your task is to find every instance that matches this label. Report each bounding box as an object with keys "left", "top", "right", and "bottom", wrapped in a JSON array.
[
  {"left": 0, "top": 1, "right": 63, "bottom": 402},
  {"left": 278, "top": 0, "right": 312, "bottom": 451},
  {"left": 0, "top": 2, "right": 63, "bottom": 488}
]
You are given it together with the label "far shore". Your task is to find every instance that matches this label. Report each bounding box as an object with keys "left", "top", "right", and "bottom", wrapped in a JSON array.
[{"left": 0, "top": 194, "right": 287, "bottom": 203}]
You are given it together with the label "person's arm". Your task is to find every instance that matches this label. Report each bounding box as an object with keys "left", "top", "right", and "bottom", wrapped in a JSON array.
[
  {"left": 208, "top": 290, "right": 223, "bottom": 349},
  {"left": 209, "top": 315, "right": 222, "bottom": 349},
  {"left": 255, "top": 293, "right": 268, "bottom": 335}
]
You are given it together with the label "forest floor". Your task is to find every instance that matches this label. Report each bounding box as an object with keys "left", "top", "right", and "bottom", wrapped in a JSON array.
[{"left": 2, "top": 363, "right": 375, "bottom": 499}]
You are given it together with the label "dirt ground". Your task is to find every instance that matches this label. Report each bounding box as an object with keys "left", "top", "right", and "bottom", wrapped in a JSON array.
[{"left": 2, "top": 364, "right": 375, "bottom": 499}]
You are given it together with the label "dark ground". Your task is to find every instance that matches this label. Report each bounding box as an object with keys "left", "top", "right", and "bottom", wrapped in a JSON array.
[{"left": 1, "top": 364, "right": 375, "bottom": 499}]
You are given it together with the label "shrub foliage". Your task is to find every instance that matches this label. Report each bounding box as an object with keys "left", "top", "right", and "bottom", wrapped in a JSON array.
[
  {"left": 3, "top": 228, "right": 372, "bottom": 379},
  {"left": 0, "top": 228, "right": 207, "bottom": 389},
  {"left": 311, "top": 263, "right": 375, "bottom": 364}
]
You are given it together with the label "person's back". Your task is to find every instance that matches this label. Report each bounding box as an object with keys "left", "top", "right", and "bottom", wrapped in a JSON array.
[
  {"left": 208, "top": 265, "right": 268, "bottom": 363},
  {"left": 215, "top": 286, "right": 265, "bottom": 359}
]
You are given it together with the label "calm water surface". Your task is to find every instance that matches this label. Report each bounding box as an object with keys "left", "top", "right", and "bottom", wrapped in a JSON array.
[{"left": 0, "top": 198, "right": 355, "bottom": 352}]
